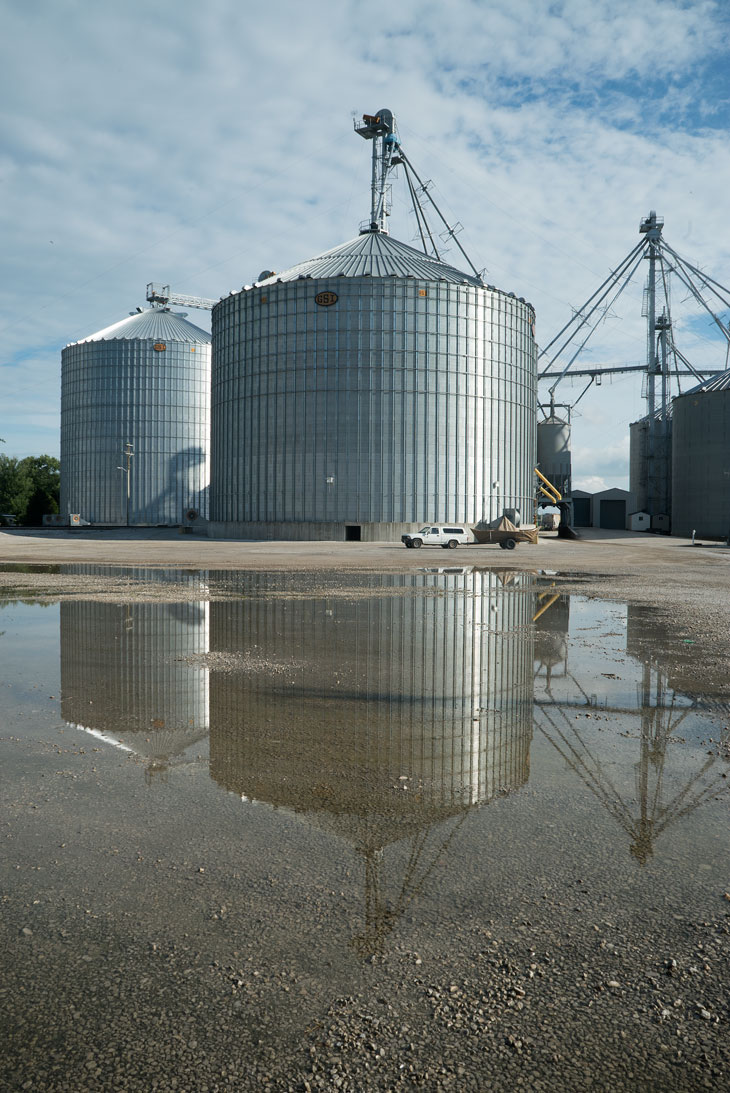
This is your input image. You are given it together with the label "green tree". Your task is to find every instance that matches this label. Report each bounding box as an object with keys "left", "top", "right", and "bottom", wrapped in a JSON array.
[{"left": 0, "top": 454, "right": 60, "bottom": 525}]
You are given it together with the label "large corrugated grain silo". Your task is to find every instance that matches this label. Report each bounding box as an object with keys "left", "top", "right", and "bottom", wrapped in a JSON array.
[
  {"left": 60, "top": 308, "right": 211, "bottom": 525},
  {"left": 671, "top": 370, "right": 730, "bottom": 538},
  {"left": 209, "top": 111, "right": 536, "bottom": 541},
  {"left": 210, "top": 235, "right": 536, "bottom": 540}
]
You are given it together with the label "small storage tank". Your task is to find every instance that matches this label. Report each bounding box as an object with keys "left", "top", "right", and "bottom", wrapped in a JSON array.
[
  {"left": 629, "top": 416, "right": 649, "bottom": 514},
  {"left": 537, "top": 413, "right": 571, "bottom": 498},
  {"left": 61, "top": 307, "right": 211, "bottom": 525},
  {"left": 629, "top": 408, "right": 672, "bottom": 519},
  {"left": 210, "top": 231, "right": 537, "bottom": 540},
  {"left": 672, "top": 370, "right": 730, "bottom": 538}
]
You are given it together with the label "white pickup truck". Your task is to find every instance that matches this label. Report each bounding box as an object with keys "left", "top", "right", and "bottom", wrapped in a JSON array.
[{"left": 401, "top": 525, "right": 471, "bottom": 549}]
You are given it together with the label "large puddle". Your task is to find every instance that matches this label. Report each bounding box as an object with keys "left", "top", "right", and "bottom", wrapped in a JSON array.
[{"left": 1, "top": 568, "right": 728, "bottom": 1091}]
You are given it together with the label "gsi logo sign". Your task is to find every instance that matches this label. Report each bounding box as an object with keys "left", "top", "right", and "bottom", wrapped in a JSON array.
[{"left": 314, "top": 292, "right": 338, "bottom": 307}]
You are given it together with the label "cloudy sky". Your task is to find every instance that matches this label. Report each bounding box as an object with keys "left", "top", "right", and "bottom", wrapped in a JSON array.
[{"left": 2, "top": 0, "right": 730, "bottom": 491}]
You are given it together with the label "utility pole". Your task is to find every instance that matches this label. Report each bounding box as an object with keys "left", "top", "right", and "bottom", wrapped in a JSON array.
[{"left": 118, "top": 442, "right": 133, "bottom": 526}]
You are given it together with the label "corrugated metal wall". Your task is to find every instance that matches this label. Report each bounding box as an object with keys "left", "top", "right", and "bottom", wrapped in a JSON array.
[
  {"left": 60, "top": 331, "right": 211, "bottom": 525},
  {"left": 208, "top": 569, "right": 534, "bottom": 812},
  {"left": 672, "top": 388, "right": 730, "bottom": 537},
  {"left": 211, "top": 278, "right": 536, "bottom": 536},
  {"left": 629, "top": 418, "right": 649, "bottom": 514}
]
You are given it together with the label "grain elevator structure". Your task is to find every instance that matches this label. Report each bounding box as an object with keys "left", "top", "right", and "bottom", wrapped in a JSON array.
[{"left": 209, "top": 109, "right": 537, "bottom": 541}]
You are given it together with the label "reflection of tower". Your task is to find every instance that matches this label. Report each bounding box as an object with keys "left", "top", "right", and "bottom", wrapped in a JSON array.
[
  {"left": 208, "top": 569, "right": 535, "bottom": 955},
  {"left": 534, "top": 600, "right": 729, "bottom": 864},
  {"left": 533, "top": 587, "right": 570, "bottom": 689},
  {"left": 60, "top": 568, "right": 210, "bottom": 780}
]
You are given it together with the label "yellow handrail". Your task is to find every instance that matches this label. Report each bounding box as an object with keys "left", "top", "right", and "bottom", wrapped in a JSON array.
[
  {"left": 535, "top": 467, "right": 562, "bottom": 503},
  {"left": 532, "top": 592, "right": 561, "bottom": 622}
]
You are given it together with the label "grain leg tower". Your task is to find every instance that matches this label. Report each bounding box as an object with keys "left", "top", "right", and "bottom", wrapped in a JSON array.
[{"left": 209, "top": 110, "right": 537, "bottom": 541}]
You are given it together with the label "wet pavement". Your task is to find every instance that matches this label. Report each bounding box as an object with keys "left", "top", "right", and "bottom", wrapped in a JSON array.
[{"left": 1, "top": 567, "right": 728, "bottom": 1091}]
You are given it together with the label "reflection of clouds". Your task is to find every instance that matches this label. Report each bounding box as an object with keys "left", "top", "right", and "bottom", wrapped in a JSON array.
[
  {"left": 60, "top": 568, "right": 210, "bottom": 779},
  {"left": 207, "top": 570, "right": 536, "bottom": 956}
]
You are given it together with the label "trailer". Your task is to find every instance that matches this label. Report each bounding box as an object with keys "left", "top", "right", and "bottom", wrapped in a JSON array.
[{"left": 470, "top": 515, "right": 538, "bottom": 550}]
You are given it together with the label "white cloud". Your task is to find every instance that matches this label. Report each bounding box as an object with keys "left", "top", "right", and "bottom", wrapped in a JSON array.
[{"left": 573, "top": 475, "right": 611, "bottom": 494}]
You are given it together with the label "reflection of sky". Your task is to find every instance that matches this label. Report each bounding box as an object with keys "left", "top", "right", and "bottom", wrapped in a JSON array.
[
  {"left": 533, "top": 589, "right": 729, "bottom": 865},
  {"left": 0, "top": 602, "right": 60, "bottom": 725}
]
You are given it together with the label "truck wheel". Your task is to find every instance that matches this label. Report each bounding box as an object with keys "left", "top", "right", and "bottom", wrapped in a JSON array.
[
  {"left": 504, "top": 538, "right": 517, "bottom": 550},
  {"left": 447, "top": 539, "right": 458, "bottom": 549},
  {"left": 411, "top": 538, "right": 422, "bottom": 548}
]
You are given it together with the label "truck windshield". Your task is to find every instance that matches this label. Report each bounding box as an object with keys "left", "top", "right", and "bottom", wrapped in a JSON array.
[{"left": 418, "top": 527, "right": 431, "bottom": 535}]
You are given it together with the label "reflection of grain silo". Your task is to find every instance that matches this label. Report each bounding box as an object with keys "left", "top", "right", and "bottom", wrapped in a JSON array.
[
  {"left": 671, "top": 370, "right": 730, "bottom": 538},
  {"left": 533, "top": 588, "right": 570, "bottom": 686},
  {"left": 60, "top": 571, "right": 209, "bottom": 778},
  {"left": 209, "top": 111, "right": 536, "bottom": 541},
  {"left": 60, "top": 308, "right": 211, "bottom": 525},
  {"left": 209, "top": 570, "right": 534, "bottom": 810},
  {"left": 208, "top": 568, "right": 534, "bottom": 953}
]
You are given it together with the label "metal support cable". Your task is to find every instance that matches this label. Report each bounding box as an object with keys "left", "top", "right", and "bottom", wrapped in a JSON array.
[
  {"left": 540, "top": 248, "right": 646, "bottom": 375},
  {"left": 670, "top": 340, "right": 704, "bottom": 384},
  {"left": 538, "top": 238, "right": 646, "bottom": 360},
  {"left": 542, "top": 248, "right": 646, "bottom": 387},
  {"left": 571, "top": 376, "right": 596, "bottom": 408},
  {"left": 398, "top": 150, "right": 483, "bottom": 281},
  {"left": 402, "top": 161, "right": 439, "bottom": 259},
  {"left": 659, "top": 252, "right": 730, "bottom": 344},
  {"left": 661, "top": 243, "right": 730, "bottom": 310}
]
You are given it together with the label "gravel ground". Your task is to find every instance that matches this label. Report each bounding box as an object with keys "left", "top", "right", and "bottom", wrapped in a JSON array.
[{"left": 1, "top": 528, "right": 728, "bottom": 1092}]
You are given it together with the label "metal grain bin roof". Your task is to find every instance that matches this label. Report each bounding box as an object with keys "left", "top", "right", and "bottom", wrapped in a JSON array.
[
  {"left": 69, "top": 308, "right": 211, "bottom": 346},
  {"left": 256, "top": 231, "right": 484, "bottom": 286},
  {"left": 679, "top": 368, "right": 730, "bottom": 396},
  {"left": 630, "top": 404, "right": 674, "bottom": 426}
]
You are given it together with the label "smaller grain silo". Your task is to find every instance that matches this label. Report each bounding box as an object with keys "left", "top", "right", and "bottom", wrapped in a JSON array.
[
  {"left": 629, "top": 407, "right": 672, "bottom": 524},
  {"left": 671, "top": 370, "right": 730, "bottom": 538},
  {"left": 61, "top": 307, "right": 211, "bottom": 525},
  {"left": 537, "top": 411, "right": 571, "bottom": 498},
  {"left": 629, "top": 416, "right": 650, "bottom": 514}
]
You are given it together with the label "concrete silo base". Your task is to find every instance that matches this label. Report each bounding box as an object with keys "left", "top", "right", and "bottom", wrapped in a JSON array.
[{"left": 207, "top": 520, "right": 428, "bottom": 543}]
